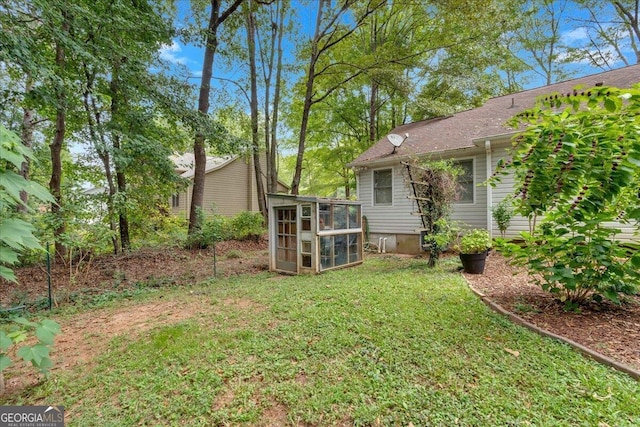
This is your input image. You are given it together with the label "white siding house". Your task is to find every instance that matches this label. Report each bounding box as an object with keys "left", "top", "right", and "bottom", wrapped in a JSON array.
[{"left": 349, "top": 65, "right": 640, "bottom": 254}]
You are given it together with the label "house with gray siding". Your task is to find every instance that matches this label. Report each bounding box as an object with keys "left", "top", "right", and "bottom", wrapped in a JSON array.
[{"left": 349, "top": 65, "right": 640, "bottom": 254}]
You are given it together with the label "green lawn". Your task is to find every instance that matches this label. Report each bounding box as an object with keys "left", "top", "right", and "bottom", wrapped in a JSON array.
[{"left": 3, "top": 255, "right": 639, "bottom": 426}]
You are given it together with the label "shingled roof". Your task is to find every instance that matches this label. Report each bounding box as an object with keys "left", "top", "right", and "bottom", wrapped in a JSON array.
[{"left": 350, "top": 64, "right": 640, "bottom": 167}]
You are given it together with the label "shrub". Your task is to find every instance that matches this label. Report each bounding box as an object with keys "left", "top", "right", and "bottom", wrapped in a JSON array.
[
  {"left": 185, "top": 211, "right": 264, "bottom": 249},
  {"left": 492, "top": 198, "right": 514, "bottom": 238},
  {"left": 491, "top": 85, "right": 640, "bottom": 306},
  {"left": 186, "top": 212, "right": 231, "bottom": 249},
  {"left": 133, "top": 212, "right": 188, "bottom": 248},
  {"left": 230, "top": 211, "right": 265, "bottom": 241},
  {"left": 202, "top": 214, "right": 234, "bottom": 242}
]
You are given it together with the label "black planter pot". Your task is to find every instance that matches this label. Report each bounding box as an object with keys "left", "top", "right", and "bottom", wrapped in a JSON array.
[{"left": 459, "top": 251, "right": 488, "bottom": 274}]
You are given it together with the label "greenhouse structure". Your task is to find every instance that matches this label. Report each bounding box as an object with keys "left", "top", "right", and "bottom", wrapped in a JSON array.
[{"left": 267, "top": 194, "right": 363, "bottom": 274}]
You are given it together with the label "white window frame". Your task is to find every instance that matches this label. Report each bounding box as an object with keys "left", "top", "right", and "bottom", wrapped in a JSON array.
[
  {"left": 372, "top": 168, "right": 393, "bottom": 206},
  {"left": 453, "top": 158, "right": 475, "bottom": 205}
]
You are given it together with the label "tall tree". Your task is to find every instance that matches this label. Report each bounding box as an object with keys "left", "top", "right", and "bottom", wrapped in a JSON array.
[
  {"left": 2, "top": 0, "right": 191, "bottom": 257},
  {"left": 253, "top": 0, "right": 289, "bottom": 194},
  {"left": 244, "top": 0, "right": 267, "bottom": 218},
  {"left": 81, "top": 65, "right": 119, "bottom": 253},
  {"left": 285, "top": 0, "right": 522, "bottom": 195},
  {"left": 1, "top": 0, "right": 80, "bottom": 257},
  {"left": 49, "top": 8, "right": 69, "bottom": 257},
  {"left": 290, "top": 0, "right": 384, "bottom": 195},
  {"left": 268, "top": 0, "right": 287, "bottom": 193},
  {"left": 72, "top": 0, "right": 185, "bottom": 252},
  {"left": 189, "top": 0, "right": 244, "bottom": 234}
]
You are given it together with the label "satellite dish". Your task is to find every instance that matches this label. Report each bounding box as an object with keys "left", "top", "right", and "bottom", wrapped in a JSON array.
[
  {"left": 386, "top": 133, "right": 408, "bottom": 153},
  {"left": 387, "top": 134, "right": 405, "bottom": 147}
]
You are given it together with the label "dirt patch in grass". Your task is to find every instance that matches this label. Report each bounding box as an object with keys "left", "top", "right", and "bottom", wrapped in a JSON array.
[
  {"left": 464, "top": 251, "right": 640, "bottom": 372},
  {"left": 1, "top": 239, "right": 269, "bottom": 397},
  {"left": 3, "top": 297, "right": 217, "bottom": 396}
]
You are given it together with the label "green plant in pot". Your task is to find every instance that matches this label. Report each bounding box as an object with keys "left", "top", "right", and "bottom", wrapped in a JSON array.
[{"left": 457, "top": 229, "right": 492, "bottom": 274}]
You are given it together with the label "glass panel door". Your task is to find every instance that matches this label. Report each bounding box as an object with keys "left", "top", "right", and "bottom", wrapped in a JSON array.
[{"left": 275, "top": 206, "right": 297, "bottom": 272}]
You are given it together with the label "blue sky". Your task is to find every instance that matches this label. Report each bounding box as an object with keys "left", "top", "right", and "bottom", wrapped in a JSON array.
[{"left": 157, "top": 2, "right": 635, "bottom": 94}]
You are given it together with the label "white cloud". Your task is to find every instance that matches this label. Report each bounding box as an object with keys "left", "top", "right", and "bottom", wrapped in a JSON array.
[
  {"left": 561, "top": 27, "right": 589, "bottom": 44},
  {"left": 159, "top": 40, "right": 188, "bottom": 65}
]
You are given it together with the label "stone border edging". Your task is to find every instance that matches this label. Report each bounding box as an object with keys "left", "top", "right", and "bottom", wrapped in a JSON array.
[{"left": 465, "top": 279, "right": 640, "bottom": 381}]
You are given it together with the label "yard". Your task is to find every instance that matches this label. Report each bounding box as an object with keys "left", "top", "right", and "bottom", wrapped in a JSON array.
[{"left": 1, "top": 244, "right": 639, "bottom": 425}]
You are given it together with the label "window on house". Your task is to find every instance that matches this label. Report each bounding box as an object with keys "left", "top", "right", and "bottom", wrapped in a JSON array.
[
  {"left": 374, "top": 169, "right": 392, "bottom": 205},
  {"left": 171, "top": 193, "right": 180, "bottom": 208},
  {"left": 455, "top": 160, "right": 474, "bottom": 203}
]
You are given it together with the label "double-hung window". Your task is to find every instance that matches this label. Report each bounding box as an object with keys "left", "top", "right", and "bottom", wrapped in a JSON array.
[
  {"left": 455, "top": 160, "right": 474, "bottom": 203},
  {"left": 373, "top": 169, "right": 392, "bottom": 205}
]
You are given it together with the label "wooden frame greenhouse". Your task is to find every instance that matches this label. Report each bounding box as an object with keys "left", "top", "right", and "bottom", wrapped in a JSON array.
[{"left": 267, "top": 194, "right": 363, "bottom": 274}]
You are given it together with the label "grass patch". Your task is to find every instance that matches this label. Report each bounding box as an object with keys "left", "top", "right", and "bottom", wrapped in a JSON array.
[{"left": 2, "top": 256, "right": 639, "bottom": 426}]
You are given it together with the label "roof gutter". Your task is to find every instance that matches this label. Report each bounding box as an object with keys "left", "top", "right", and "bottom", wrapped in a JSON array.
[
  {"left": 472, "top": 131, "right": 518, "bottom": 147},
  {"left": 348, "top": 145, "right": 480, "bottom": 170}
]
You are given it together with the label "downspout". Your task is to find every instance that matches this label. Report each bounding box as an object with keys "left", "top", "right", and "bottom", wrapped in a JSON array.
[{"left": 485, "top": 140, "right": 493, "bottom": 238}]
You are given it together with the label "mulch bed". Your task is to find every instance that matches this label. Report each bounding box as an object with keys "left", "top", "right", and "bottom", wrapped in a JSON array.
[{"left": 463, "top": 251, "right": 640, "bottom": 372}]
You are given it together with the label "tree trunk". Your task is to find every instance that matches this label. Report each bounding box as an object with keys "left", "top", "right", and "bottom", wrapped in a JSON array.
[
  {"left": 344, "top": 171, "right": 351, "bottom": 199},
  {"left": 189, "top": 0, "right": 244, "bottom": 234},
  {"left": 269, "top": 0, "right": 286, "bottom": 193},
  {"left": 110, "top": 60, "right": 131, "bottom": 251},
  {"left": 18, "top": 75, "right": 34, "bottom": 213},
  {"left": 50, "top": 13, "right": 69, "bottom": 259},
  {"left": 291, "top": 0, "right": 325, "bottom": 195},
  {"left": 98, "top": 148, "right": 120, "bottom": 254},
  {"left": 368, "top": 18, "right": 379, "bottom": 144},
  {"left": 115, "top": 165, "right": 130, "bottom": 250},
  {"left": 262, "top": 3, "right": 275, "bottom": 195},
  {"left": 369, "top": 79, "right": 379, "bottom": 144},
  {"left": 82, "top": 67, "right": 119, "bottom": 254},
  {"left": 246, "top": 2, "right": 267, "bottom": 218}
]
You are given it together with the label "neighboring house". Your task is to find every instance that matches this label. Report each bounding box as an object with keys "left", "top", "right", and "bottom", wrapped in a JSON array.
[
  {"left": 349, "top": 65, "right": 640, "bottom": 254},
  {"left": 170, "top": 153, "right": 288, "bottom": 218}
]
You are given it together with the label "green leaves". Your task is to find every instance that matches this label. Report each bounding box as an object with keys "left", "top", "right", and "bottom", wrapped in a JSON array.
[
  {"left": 0, "top": 125, "right": 55, "bottom": 282},
  {"left": 16, "top": 344, "right": 53, "bottom": 371},
  {"left": 1, "top": 218, "right": 42, "bottom": 251},
  {"left": 1, "top": 317, "right": 61, "bottom": 379},
  {"left": 496, "top": 84, "right": 640, "bottom": 306},
  {"left": 0, "top": 354, "right": 11, "bottom": 371},
  {"left": 0, "top": 332, "right": 13, "bottom": 352},
  {"left": 604, "top": 96, "right": 617, "bottom": 112},
  {"left": 36, "top": 319, "right": 62, "bottom": 345}
]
